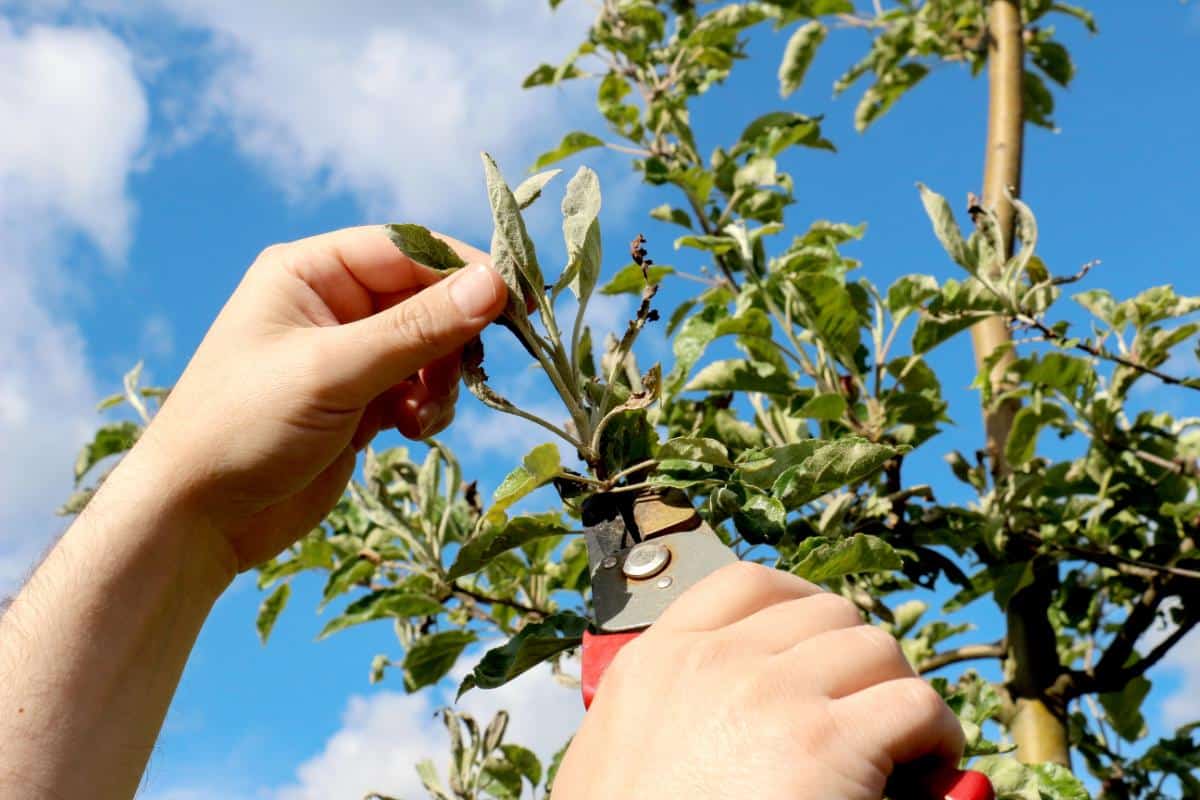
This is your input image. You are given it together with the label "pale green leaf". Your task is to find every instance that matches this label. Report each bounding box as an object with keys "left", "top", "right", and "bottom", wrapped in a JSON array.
[{"left": 778, "top": 20, "right": 826, "bottom": 97}]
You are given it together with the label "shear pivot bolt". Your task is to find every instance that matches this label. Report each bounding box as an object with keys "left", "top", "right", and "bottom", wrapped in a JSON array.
[{"left": 622, "top": 542, "right": 671, "bottom": 579}]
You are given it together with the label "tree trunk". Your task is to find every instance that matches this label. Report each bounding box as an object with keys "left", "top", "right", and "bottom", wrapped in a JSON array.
[{"left": 974, "top": 0, "right": 1072, "bottom": 768}]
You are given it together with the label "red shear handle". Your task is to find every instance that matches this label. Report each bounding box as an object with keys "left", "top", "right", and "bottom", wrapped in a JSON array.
[
  {"left": 580, "top": 630, "right": 994, "bottom": 800},
  {"left": 581, "top": 629, "right": 641, "bottom": 709}
]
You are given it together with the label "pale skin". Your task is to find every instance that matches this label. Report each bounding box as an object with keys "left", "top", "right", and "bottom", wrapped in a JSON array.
[{"left": 0, "top": 227, "right": 963, "bottom": 799}]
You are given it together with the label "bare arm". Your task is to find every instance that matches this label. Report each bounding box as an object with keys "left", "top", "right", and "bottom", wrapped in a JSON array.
[{"left": 0, "top": 227, "right": 507, "bottom": 799}]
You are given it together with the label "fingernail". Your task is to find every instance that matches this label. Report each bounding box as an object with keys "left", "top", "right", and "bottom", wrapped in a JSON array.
[{"left": 448, "top": 263, "right": 501, "bottom": 319}]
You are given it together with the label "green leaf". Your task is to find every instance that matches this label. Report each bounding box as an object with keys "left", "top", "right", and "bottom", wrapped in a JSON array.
[
  {"left": 513, "top": 168, "right": 562, "bottom": 209},
  {"left": 482, "top": 152, "right": 541, "bottom": 319},
  {"left": 886, "top": 274, "right": 939, "bottom": 318},
  {"left": 74, "top": 420, "right": 140, "bottom": 483},
  {"left": 787, "top": 534, "right": 902, "bottom": 583},
  {"left": 384, "top": 224, "right": 468, "bottom": 273},
  {"left": 256, "top": 582, "right": 291, "bottom": 644},
  {"left": 522, "top": 62, "right": 584, "bottom": 88},
  {"left": 532, "top": 131, "right": 604, "bottom": 170},
  {"left": 649, "top": 204, "right": 692, "bottom": 229},
  {"left": 1004, "top": 404, "right": 1066, "bottom": 467},
  {"left": 500, "top": 744, "right": 542, "bottom": 787},
  {"left": 772, "top": 439, "right": 899, "bottom": 508},
  {"left": 317, "top": 589, "right": 443, "bottom": 640},
  {"left": 778, "top": 20, "right": 826, "bottom": 97},
  {"left": 854, "top": 63, "right": 929, "bottom": 132},
  {"left": 665, "top": 304, "right": 772, "bottom": 395},
  {"left": 1051, "top": 2, "right": 1097, "bottom": 33},
  {"left": 685, "top": 359, "right": 793, "bottom": 395},
  {"left": 674, "top": 234, "right": 737, "bottom": 254},
  {"left": 796, "top": 393, "right": 847, "bottom": 421},
  {"left": 447, "top": 513, "right": 569, "bottom": 581},
  {"left": 458, "top": 612, "right": 587, "bottom": 696},
  {"left": 1100, "top": 675, "right": 1151, "bottom": 743},
  {"left": 917, "top": 184, "right": 969, "bottom": 270},
  {"left": 600, "top": 262, "right": 674, "bottom": 295},
  {"left": 485, "top": 443, "right": 562, "bottom": 526},
  {"left": 403, "top": 630, "right": 477, "bottom": 692},
  {"left": 657, "top": 436, "right": 732, "bottom": 468},
  {"left": 972, "top": 755, "right": 1088, "bottom": 800},
  {"left": 557, "top": 166, "right": 603, "bottom": 303},
  {"left": 320, "top": 557, "right": 376, "bottom": 608},
  {"left": 736, "top": 441, "right": 822, "bottom": 490},
  {"left": 733, "top": 494, "right": 786, "bottom": 544}
]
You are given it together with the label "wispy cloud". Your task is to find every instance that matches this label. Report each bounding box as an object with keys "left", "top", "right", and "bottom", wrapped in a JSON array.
[{"left": 0, "top": 19, "right": 149, "bottom": 591}]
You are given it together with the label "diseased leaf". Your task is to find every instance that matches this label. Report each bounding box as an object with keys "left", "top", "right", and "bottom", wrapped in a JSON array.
[
  {"left": 532, "top": 131, "right": 604, "bottom": 170},
  {"left": 733, "top": 494, "right": 786, "bottom": 544},
  {"left": 448, "top": 513, "right": 569, "bottom": 580},
  {"left": 772, "top": 438, "right": 899, "bottom": 508},
  {"left": 685, "top": 359, "right": 793, "bottom": 395},
  {"left": 403, "top": 630, "right": 477, "bottom": 692},
  {"left": 318, "top": 589, "right": 443, "bottom": 640},
  {"left": 786, "top": 534, "right": 902, "bottom": 583},
  {"left": 657, "top": 436, "right": 732, "bottom": 467},
  {"left": 482, "top": 152, "right": 541, "bottom": 319},
  {"left": 778, "top": 20, "right": 826, "bottom": 97},
  {"left": 458, "top": 612, "right": 587, "bottom": 697},
  {"left": 384, "top": 224, "right": 468, "bottom": 273},
  {"left": 557, "top": 166, "right": 603, "bottom": 303},
  {"left": 256, "top": 582, "right": 290, "bottom": 644},
  {"left": 917, "top": 184, "right": 970, "bottom": 270},
  {"left": 513, "top": 169, "right": 562, "bottom": 209}
]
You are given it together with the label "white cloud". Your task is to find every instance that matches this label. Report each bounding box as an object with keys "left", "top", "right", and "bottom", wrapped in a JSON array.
[
  {"left": 1143, "top": 600, "right": 1200, "bottom": 729},
  {"left": 270, "top": 658, "right": 582, "bottom": 800},
  {"left": 0, "top": 20, "right": 149, "bottom": 591},
  {"left": 140, "top": 312, "right": 176, "bottom": 358},
  {"left": 109, "top": 0, "right": 596, "bottom": 228}
]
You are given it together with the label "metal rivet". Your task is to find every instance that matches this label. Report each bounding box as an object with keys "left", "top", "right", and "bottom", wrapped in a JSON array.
[
  {"left": 656, "top": 576, "right": 673, "bottom": 589},
  {"left": 622, "top": 542, "right": 671, "bottom": 579},
  {"left": 601, "top": 555, "right": 619, "bottom": 569}
]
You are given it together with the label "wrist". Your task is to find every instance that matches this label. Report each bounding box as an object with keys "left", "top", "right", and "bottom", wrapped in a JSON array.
[{"left": 78, "top": 429, "right": 239, "bottom": 604}]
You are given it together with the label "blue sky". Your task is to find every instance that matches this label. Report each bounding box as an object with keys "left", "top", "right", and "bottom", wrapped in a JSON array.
[{"left": 1, "top": 2, "right": 1199, "bottom": 797}]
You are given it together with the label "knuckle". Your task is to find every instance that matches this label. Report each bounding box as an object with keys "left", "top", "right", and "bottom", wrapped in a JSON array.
[
  {"left": 894, "top": 679, "right": 949, "bottom": 727},
  {"left": 386, "top": 299, "right": 442, "bottom": 350},
  {"left": 855, "top": 625, "right": 905, "bottom": 660},
  {"left": 253, "top": 241, "right": 291, "bottom": 270},
  {"left": 809, "top": 593, "right": 863, "bottom": 628}
]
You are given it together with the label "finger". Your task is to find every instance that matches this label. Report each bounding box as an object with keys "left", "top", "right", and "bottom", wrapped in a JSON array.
[
  {"left": 419, "top": 350, "right": 463, "bottom": 397},
  {"left": 264, "top": 226, "right": 488, "bottom": 323},
  {"left": 297, "top": 225, "right": 488, "bottom": 293},
  {"left": 721, "top": 592, "right": 865, "bottom": 653},
  {"left": 834, "top": 678, "right": 965, "bottom": 769},
  {"left": 653, "top": 562, "right": 821, "bottom": 633},
  {"left": 351, "top": 384, "right": 412, "bottom": 450},
  {"left": 393, "top": 381, "right": 459, "bottom": 440},
  {"left": 784, "top": 625, "right": 915, "bottom": 698},
  {"left": 328, "top": 263, "right": 506, "bottom": 404}
]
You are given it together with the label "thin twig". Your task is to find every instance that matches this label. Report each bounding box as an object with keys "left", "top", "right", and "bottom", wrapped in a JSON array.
[{"left": 918, "top": 642, "right": 1007, "bottom": 674}]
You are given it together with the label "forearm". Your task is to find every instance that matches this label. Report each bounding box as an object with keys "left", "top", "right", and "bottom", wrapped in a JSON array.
[{"left": 0, "top": 436, "right": 235, "bottom": 799}]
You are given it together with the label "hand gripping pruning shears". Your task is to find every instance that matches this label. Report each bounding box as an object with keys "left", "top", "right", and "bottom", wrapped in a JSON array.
[{"left": 577, "top": 488, "right": 995, "bottom": 800}]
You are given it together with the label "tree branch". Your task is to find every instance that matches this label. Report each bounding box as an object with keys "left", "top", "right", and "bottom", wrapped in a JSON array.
[
  {"left": 918, "top": 642, "right": 1007, "bottom": 674},
  {"left": 450, "top": 583, "right": 546, "bottom": 620},
  {"left": 1014, "top": 313, "right": 1199, "bottom": 393}
]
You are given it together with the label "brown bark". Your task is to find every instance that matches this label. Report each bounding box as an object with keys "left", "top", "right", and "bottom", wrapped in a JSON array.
[{"left": 974, "top": 0, "right": 1072, "bottom": 768}]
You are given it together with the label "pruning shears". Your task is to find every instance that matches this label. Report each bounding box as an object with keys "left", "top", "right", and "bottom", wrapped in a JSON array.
[{"left": 577, "top": 488, "right": 995, "bottom": 800}]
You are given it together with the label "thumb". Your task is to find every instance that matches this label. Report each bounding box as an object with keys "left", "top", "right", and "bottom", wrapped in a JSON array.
[{"left": 329, "top": 263, "right": 507, "bottom": 404}]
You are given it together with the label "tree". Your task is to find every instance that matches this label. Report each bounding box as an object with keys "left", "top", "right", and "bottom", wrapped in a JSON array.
[{"left": 68, "top": 2, "right": 1200, "bottom": 797}]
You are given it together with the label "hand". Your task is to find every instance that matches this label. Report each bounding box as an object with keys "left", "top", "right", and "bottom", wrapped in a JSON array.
[
  {"left": 555, "top": 562, "right": 964, "bottom": 800},
  {"left": 137, "top": 226, "right": 506, "bottom": 572}
]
